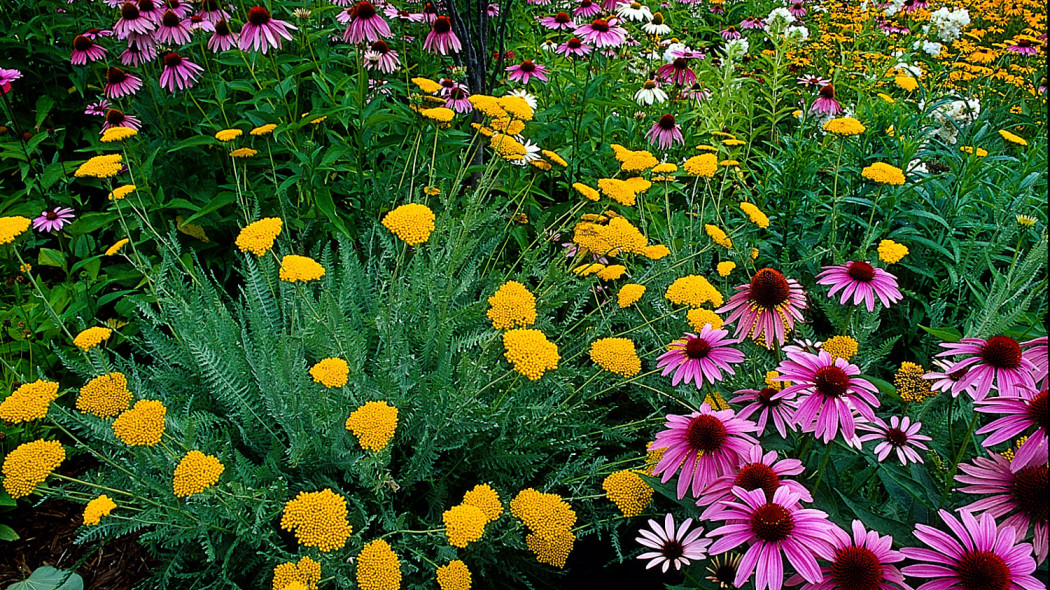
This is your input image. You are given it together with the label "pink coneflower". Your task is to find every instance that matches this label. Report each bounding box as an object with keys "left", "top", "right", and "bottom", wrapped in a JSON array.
[
  {"left": 901, "top": 509, "right": 1041, "bottom": 590},
  {"left": 444, "top": 87, "right": 472, "bottom": 113},
  {"left": 656, "top": 57, "right": 697, "bottom": 85},
  {"left": 239, "top": 6, "right": 296, "bottom": 54},
  {"left": 416, "top": 2, "right": 439, "bottom": 24},
  {"left": 797, "top": 74, "right": 830, "bottom": 86},
  {"left": 363, "top": 39, "right": 399, "bottom": 73},
  {"left": 164, "top": 0, "right": 192, "bottom": 18},
  {"left": 857, "top": 416, "right": 931, "bottom": 465},
  {"left": 786, "top": 520, "right": 909, "bottom": 590},
  {"left": 207, "top": 19, "right": 238, "bottom": 52},
  {"left": 574, "top": 18, "right": 627, "bottom": 48},
  {"left": 976, "top": 388, "right": 1047, "bottom": 468},
  {"left": 573, "top": 0, "right": 603, "bottom": 17},
  {"left": 901, "top": 0, "right": 928, "bottom": 12},
  {"left": 601, "top": 0, "right": 627, "bottom": 9},
  {"left": 136, "top": 0, "right": 165, "bottom": 23},
  {"left": 646, "top": 113, "right": 685, "bottom": 150},
  {"left": 0, "top": 68, "right": 21, "bottom": 94},
  {"left": 187, "top": 15, "right": 215, "bottom": 32},
  {"left": 155, "top": 10, "right": 192, "bottom": 45},
  {"left": 85, "top": 99, "right": 110, "bottom": 116},
  {"left": 816, "top": 261, "right": 903, "bottom": 312},
  {"left": 936, "top": 335, "right": 1038, "bottom": 401},
  {"left": 158, "top": 52, "right": 204, "bottom": 92},
  {"left": 82, "top": 27, "right": 115, "bottom": 40},
  {"left": 877, "top": 20, "right": 909, "bottom": 35},
  {"left": 957, "top": 448, "right": 1047, "bottom": 564},
  {"left": 556, "top": 37, "right": 592, "bottom": 57},
  {"left": 71, "top": 35, "right": 107, "bottom": 65},
  {"left": 506, "top": 60, "right": 548, "bottom": 84},
  {"left": 1023, "top": 337, "right": 1048, "bottom": 389},
  {"left": 720, "top": 26, "right": 741, "bottom": 39},
  {"left": 539, "top": 11, "right": 576, "bottom": 30},
  {"left": 119, "top": 35, "right": 157, "bottom": 66},
  {"left": 776, "top": 349, "right": 880, "bottom": 444},
  {"left": 196, "top": 0, "right": 231, "bottom": 23},
  {"left": 102, "top": 108, "right": 142, "bottom": 131},
  {"left": 1007, "top": 39, "right": 1039, "bottom": 56},
  {"left": 32, "top": 208, "right": 76, "bottom": 233},
  {"left": 810, "top": 84, "right": 843, "bottom": 117},
  {"left": 697, "top": 445, "right": 811, "bottom": 521},
  {"left": 650, "top": 403, "right": 758, "bottom": 498},
  {"left": 103, "top": 67, "right": 143, "bottom": 99},
  {"left": 656, "top": 327, "right": 746, "bottom": 389},
  {"left": 343, "top": 1, "right": 391, "bottom": 43},
  {"left": 923, "top": 358, "right": 978, "bottom": 399},
  {"left": 732, "top": 385, "right": 798, "bottom": 438},
  {"left": 636, "top": 514, "right": 713, "bottom": 573},
  {"left": 717, "top": 268, "right": 807, "bottom": 346},
  {"left": 114, "top": 2, "right": 156, "bottom": 38},
  {"left": 708, "top": 487, "right": 836, "bottom": 590},
  {"left": 487, "top": 3, "right": 499, "bottom": 17},
  {"left": 740, "top": 17, "right": 766, "bottom": 29},
  {"left": 384, "top": 6, "right": 421, "bottom": 22},
  {"left": 423, "top": 16, "right": 461, "bottom": 55},
  {"left": 788, "top": 1, "right": 806, "bottom": 17}
]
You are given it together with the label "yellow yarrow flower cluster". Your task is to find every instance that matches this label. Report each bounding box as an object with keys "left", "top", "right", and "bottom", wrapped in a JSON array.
[
  {"left": 279, "top": 255, "right": 325, "bottom": 282},
  {"left": 960, "top": 145, "right": 988, "bottom": 157},
  {"left": 487, "top": 281, "right": 537, "bottom": 329},
  {"left": 652, "top": 162, "right": 677, "bottom": 174},
  {"left": 573, "top": 263, "right": 604, "bottom": 277},
  {"left": 998, "top": 129, "right": 1027, "bottom": 146},
  {"left": 280, "top": 489, "right": 354, "bottom": 552},
  {"left": 436, "top": 560, "right": 472, "bottom": 590},
  {"left": 861, "top": 162, "right": 906, "bottom": 186},
  {"left": 617, "top": 284, "right": 646, "bottom": 308},
  {"left": 74, "top": 154, "right": 122, "bottom": 178},
  {"left": 572, "top": 216, "right": 648, "bottom": 257},
  {"left": 272, "top": 557, "right": 322, "bottom": 590},
  {"left": 542, "top": 150, "right": 567, "bottom": 167},
  {"left": 589, "top": 338, "right": 642, "bottom": 378},
  {"left": 77, "top": 373, "right": 132, "bottom": 418},
  {"left": 412, "top": 77, "right": 443, "bottom": 94},
  {"left": 356, "top": 539, "right": 402, "bottom": 590},
  {"left": 619, "top": 150, "right": 659, "bottom": 173},
  {"left": 877, "top": 239, "right": 909, "bottom": 264},
  {"left": 0, "top": 380, "right": 60, "bottom": 423},
  {"left": 597, "top": 178, "right": 644, "bottom": 206},
  {"left": 644, "top": 244, "right": 670, "bottom": 260},
  {"left": 740, "top": 202, "right": 770, "bottom": 228},
  {"left": 665, "top": 275, "right": 724, "bottom": 308},
  {"left": 683, "top": 153, "right": 718, "bottom": 177},
  {"left": 443, "top": 504, "right": 488, "bottom": 548},
  {"left": 251, "top": 123, "right": 278, "bottom": 136},
  {"left": 108, "top": 185, "right": 136, "bottom": 201},
  {"left": 489, "top": 133, "right": 527, "bottom": 161},
  {"left": 0, "top": 216, "right": 32, "bottom": 245},
  {"left": 310, "top": 358, "right": 349, "bottom": 388},
  {"left": 573, "top": 182, "right": 601, "bottom": 201},
  {"left": 503, "top": 329, "right": 559, "bottom": 380},
  {"left": 597, "top": 265, "right": 626, "bottom": 281},
  {"left": 462, "top": 484, "right": 503, "bottom": 522},
  {"left": 235, "top": 217, "right": 283, "bottom": 255},
  {"left": 345, "top": 401, "right": 398, "bottom": 451},
  {"left": 421, "top": 107, "right": 455, "bottom": 124},
  {"left": 101, "top": 126, "right": 138, "bottom": 142},
  {"left": 215, "top": 129, "right": 242, "bottom": 142},
  {"left": 822, "top": 335, "right": 859, "bottom": 362},
  {"left": 112, "top": 399, "right": 166, "bottom": 446},
  {"left": 510, "top": 489, "right": 576, "bottom": 569},
  {"left": 105, "top": 238, "right": 130, "bottom": 256},
  {"left": 687, "top": 308, "right": 724, "bottom": 331},
  {"left": 895, "top": 362, "right": 936, "bottom": 402},
  {"left": 2, "top": 440, "right": 65, "bottom": 498},
  {"left": 894, "top": 75, "right": 918, "bottom": 91},
  {"left": 717, "top": 261, "right": 737, "bottom": 277},
  {"left": 490, "top": 116, "right": 525, "bottom": 136},
  {"left": 602, "top": 470, "right": 653, "bottom": 517},
  {"left": 467, "top": 95, "right": 507, "bottom": 119},
  {"left": 382, "top": 203, "right": 436, "bottom": 246},
  {"left": 83, "top": 494, "right": 117, "bottom": 525},
  {"left": 230, "top": 147, "right": 257, "bottom": 158},
  {"left": 173, "top": 450, "right": 225, "bottom": 498},
  {"left": 498, "top": 95, "right": 533, "bottom": 121},
  {"left": 705, "top": 224, "right": 733, "bottom": 248},
  {"left": 823, "top": 117, "right": 866, "bottom": 136},
  {"left": 74, "top": 326, "right": 112, "bottom": 350}
]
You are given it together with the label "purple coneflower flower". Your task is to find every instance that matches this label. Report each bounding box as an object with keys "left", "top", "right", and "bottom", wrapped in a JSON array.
[
  {"left": 720, "top": 26, "right": 741, "bottom": 39},
  {"left": 187, "top": 15, "right": 215, "bottom": 32},
  {"left": 1007, "top": 38, "right": 1039, "bottom": 56},
  {"left": 708, "top": 487, "right": 836, "bottom": 590},
  {"left": 33, "top": 208, "right": 76, "bottom": 233},
  {"left": 788, "top": 1, "right": 806, "bottom": 17},
  {"left": 239, "top": 6, "right": 296, "bottom": 54},
  {"left": 154, "top": 10, "right": 192, "bottom": 44},
  {"left": 539, "top": 11, "right": 576, "bottom": 30},
  {"left": 650, "top": 403, "right": 758, "bottom": 498},
  {"left": 384, "top": 6, "right": 420, "bottom": 22},
  {"left": 1022, "top": 336, "right": 1047, "bottom": 389},
  {"left": 810, "top": 84, "right": 843, "bottom": 117},
  {"left": 600, "top": 0, "right": 627, "bottom": 10},
  {"left": 957, "top": 447, "right": 1047, "bottom": 565},
  {"left": 487, "top": 3, "right": 499, "bottom": 17},
  {"left": 556, "top": 37, "right": 591, "bottom": 57},
  {"left": 857, "top": 415, "right": 931, "bottom": 465},
  {"left": 159, "top": 52, "right": 204, "bottom": 92},
  {"left": 444, "top": 87, "right": 472, "bottom": 114},
  {"left": 636, "top": 514, "right": 712, "bottom": 573},
  {"left": 786, "top": 520, "right": 909, "bottom": 590},
  {"left": 104, "top": 67, "right": 143, "bottom": 99},
  {"left": 732, "top": 384, "right": 797, "bottom": 438},
  {"left": 343, "top": 1, "right": 391, "bottom": 43},
  {"left": 797, "top": 74, "right": 829, "bottom": 86},
  {"left": 716, "top": 268, "right": 806, "bottom": 346},
  {"left": 697, "top": 445, "right": 811, "bottom": 521},
  {"left": 901, "top": 0, "right": 928, "bottom": 12},
  {"left": 526, "top": 0, "right": 551, "bottom": 4},
  {"left": 119, "top": 35, "right": 158, "bottom": 66},
  {"left": 0, "top": 69, "right": 21, "bottom": 94},
  {"left": 976, "top": 387, "right": 1047, "bottom": 468},
  {"left": 164, "top": 0, "right": 192, "bottom": 18},
  {"left": 506, "top": 60, "right": 548, "bottom": 84},
  {"left": 816, "top": 261, "right": 903, "bottom": 312},
  {"left": 82, "top": 27, "right": 115, "bottom": 40},
  {"left": 423, "top": 16, "right": 461, "bottom": 55},
  {"left": 207, "top": 19, "right": 238, "bottom": 52},
  {"left": 196, "top": 0, "right": 231, "bottom": 23},
  {"left": 574, "top": 18, "right": 627, "bottom": 48},
  {"left": 740, "top": 17, "right": 766, "bottom": 29},
  {"left": 102, "top": 108, "right": 142, "bottom": 132},
  {"left": 646, "top": 113, "right": 684, "bottom": 150},
  {"left": 85, "top": 99, "right": 110, "bottom": 116},
  {"left": 415, "top": 2, "right": 439, "bottom": 25},
  {"left": 656, "top": 57, "right": 697, "bottom": 85},
  {"left": 923, "top": 358, "right": 977, "bottom": 399},
  {"left": 363, "top": 39, "right": 399, "bottom": 73},
  {"left": 71, "top": 35, "right": 107, "bottom": 65},
  {"left": 776, "top": 349, "right": 881, "bottom": 444},
  {"left": 136, "top": 0, "right": 165, "bottom": 23},
  {"left": 114, "top": 2, "right": 156, "bottom": 38},
  {"left": 573, "top": 0, "right": 602, "bottom": 18},
  {"left": 901, "top": 509, "right": 1041, "bottom": 590},
  {"left": 656, "top": 327, "right": 745, "bottom": 389},
  {"left": 936, "top": 335, "right": 1038, "bottom": 400}
]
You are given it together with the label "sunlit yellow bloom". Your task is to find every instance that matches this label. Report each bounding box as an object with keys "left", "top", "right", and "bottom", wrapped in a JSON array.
[
  {"left": 101, "top": 127, "right": 137, "bottom": 142},
  {"left": 215, "top": 129, "right": 242, "bottom": 142}
]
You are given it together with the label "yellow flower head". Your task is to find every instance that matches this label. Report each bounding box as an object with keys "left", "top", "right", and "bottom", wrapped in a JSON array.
[
  {"left": 108, "top": 185, "right": 136, "bottom": 201},
  {"left": 77, "top": 373, "right": 132, "bottom": 419},
  {"left": 112, "top": 399, "right": 166, "bottom": 446},
  {"left": 620, "top": 151, "right": 659, "bottom": 173},
  {"left": 356, "top": 539, "right": 402, "bottom": 590},
  {"left": 998, "top": 129, "right": 1028, "bottom": 146},
  {"left": 2, "top": 440, "right": 65, "bottom": 498},
  {"left": 652, "top": 162, "right": 677, "bottom": 174},
  {"left": 542, "top": 150, "right": 567, "bottom": 167},
  {"left": 959, "top": 145, "right": 988, "bottom": 157},
  {"left": 0, "top": 216, "right": 32, "bottom": 245},
  {"left": 597, "top": 178, "right": 637, "bottom": 206},
  {"left": 345, "top": 401, "right": 398, "bottom": 451},
  {"left": 489, "top": 133, "right": 527, "bottom": 161},
  {"left": 173, "top": 450, "right": 225, "bottom": 498},
  {"left": 105, "top": 238, "right": 130, "bottom": 256},
  {"left": 498, "top": 95, "right": 534, "bottom": 121},
  {"left": 861, "top": 162, "right": 906, "bottom": 186},
  {"left": 310, "top": 358, "right": 349, "bottom": 389},
  {"left": 215, "top": 129, "right": 243, "bottom": 142},
  {"left": 573, "top": 183, "right": 601, "bottom": 201},
  {"left": 280, "top": 489, "right": 354, "bottom": 552},
  {"left": 723, "top": 138, "right": 745, "bottom": 147},
  {"left": 617, "top": 284, "right": 646, "bottom": 308},
  {"left": 101, "top": 126, "right": 137, "bottom": 143},
  {"left": 436, "top": 560, "right": 472, "bottom": 590},
  {"left": 705, "top": 224, "right": 733, "bottom": 248},
  {"left": 84, "top": 494, "right": 117, "bottom": 525},
  {"left": 644, "top": 244, "right": 670, "bottom": 260},
  {"left": 597, "top": 265, "right": 626, "bottom": 281},
  {"left": 462, "top": 484, "right": 503, "bottom": 522},
  {"left": 421, "top": 107, "right": 455, "bottom": 123},
  {"left": 411, "top": 77, "right": 443, "bottom": 94},
  {"left": 739, "top": 202, "right": 769, "bottom": 228},
  {"left": 687, "top": 308, "right": 724, "bottom": 331},
  {"left": 877, "top": 93, "right": 895, "bottom": 103},
  {"left": 236, "top": 218, "right": 283, "bottom": 256},
  {"left": 822, "top": 335, "right": 859, "bottom": 362},
  {"left": 74, "top": 326, "right": 112, "bottom": 350},
  {"left": 895, "top": 362, "right": 935, "bottom": 402},
  {"left": 279, "top": 255, "right": 325, "bottom": 282},
  {"left": 717, "top": 261, "right": 737, "bottom": 277},
  {"left": 74, "top": 154, "right": 123, "bottom": 178},
  {"left": 526, "top": 529, "right": 575, "bottom": 568},
  {"left": 602, "top": 470, "right": 653, "bottom": 517},
  {"left": 573, "top": 263, "right": 605, "bottom": 277},
  {"left": 487, "top": 281, "right": 537, "bottom": 330},
  {"left": 443, "top": 504, "right": 488, "bottom": 547},
  {"left": 467, "top": 95, "right": 507, "bottom": 119},
  {"left": 823, "top": 117, "right": 867, "bottom": 136},
  {"left": 503, "top": 329, "right": 559, "bottom": 380},
  {"left": 382, "top": 203, "right": 435, "bottom": 246},
  {"left": 251, "top": 123, "right": 278, "bottom": 136},
  {"left": 1016, "top": 215, "right": 1037, "bottom": 227},
  {"left": 230, "top": 147, "right": 258, "bottom": 158},
  {"left": 683, "top": 153, "right": 718, "bottom": 177},
  {"left": 589, "top": 338, "right": 642, "bottom": 378},
  {"left": 624, "top": 176, "right": 651, "bottom": 195},
  {"left": 666, "top": 275, "right": 724, "bottom": 308},
  {"left": 0, "top": 380, "right": 60, "bottom": 424},
  {"left": 877, "top": 239, "right": 909, "bottom": 264},
  {"left": 894, "top": 75, "right": 918, "bottom": 91},
  {"left": 510, "top": 488, "right": 577, "bottom": 538},
  {"left": 272, "top": 557, "right": 322, "bottom": 590}
]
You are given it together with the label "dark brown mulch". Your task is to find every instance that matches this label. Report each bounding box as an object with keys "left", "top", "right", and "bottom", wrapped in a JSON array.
[{"left": 0, "top": 499, "right": 155, "bottom": 589}]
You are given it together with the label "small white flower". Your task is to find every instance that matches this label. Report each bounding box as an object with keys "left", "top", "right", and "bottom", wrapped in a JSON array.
[
  {"left": 784, "top": 25, "right": 809, "bottom": 42},
  {"left": 616, "top": 1, "right": 652, "bottom": 22},
  {"left": 764, "top": 7, "right": 796, "bottom": 32},
  {"left": 634, "top": 80, "right": 668, "bottom": 106}
]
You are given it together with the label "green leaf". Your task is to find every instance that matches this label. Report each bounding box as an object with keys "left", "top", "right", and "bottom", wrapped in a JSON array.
[
  {"left": 180, "top": 192, "right": 238, "bottom": 225},
  {"left": 919, "top": 325, "right": 962, "bottom": 342},
  {"left": 34, "top": 95, "right": 55, "bottom": 129},
  {"left": 313, "top": 187, "right": 351, "bottom": 238},
  {"left": 68, "top": 212, "right": 120, "bottom": 236},
  {"left": 6, "top": 566, "right": 83, "bottom": 590},
  {"left": 37, "top": 248, "right": 67, "bottom": 272},
  {"left": 867, "top": 376, "right": 902, "bottom": 402},
  {"left": 0, "top": 524, "right": 18, "bottom": 541},
  {"left": 167, "top": 134, "right": 217, "bottom": 153}
]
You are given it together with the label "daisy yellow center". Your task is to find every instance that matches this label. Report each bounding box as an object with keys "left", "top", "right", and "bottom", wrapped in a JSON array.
[
  {"left": 1011, "top": 465, "right": 1047, "bottom": 524},
  {"left": 847, "top": 261, "right": 876, "bottom": 282},
  {"left": 956, "top": 550, "right": 1011, "bottom": 590},
  {"left": 750, "top": 268, "right": 791, "bottom": 309},
  {"left": 685, "top": 414, "right": 726, "bottom": 454},
  {"left": 750, "top": 503, "right": 794, "bottom": 542},
  {"left": 814, "top": 365, "right": 850, "bottom": 398},
  {"left": 248, "top": 6, "right": 271, "bottom": 25},
  {"left": 979, "top": 336, "right": 1022, "bottom": 370},
  {"left": 1029, "top": 390, "right": 1048, "bottom": 431},
  {"left": 685, "top": 337, "right": 711, "bottom": 359},
  {"left": 830, "top": 546, "right": 884, "bottom": 590},
  {"left": 733, "top": 463, "right": 779, "bottom": 500}
]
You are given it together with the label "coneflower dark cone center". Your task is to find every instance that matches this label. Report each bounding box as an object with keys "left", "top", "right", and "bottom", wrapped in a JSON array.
[
  {"left": 757, "top": 387, "right": 781, "bottom": 407},
  {"left": 592, "top": 19, "right": 609, "bottom": 32},
  {"left": 661, "top": 539, "right": 685, "bottom": 560},
  {"left": 73, "top": 35, "right": 93, "bottom": 51},
  {"left": 214, "top": 20, "right": 231, "bottom": 35},
  {"left": 979, "top": 336, "right": 1022, "bottom": 370},
  {"left": 734, "top": 463, "right": 780, "bottom": 499},
  {"left": 750, "top": 268, "right": 791, "bottom": 308},
  {"left": 163, "top": 52, "right": 183, "bottom": 68},
  {"left": 1029, "top": 390, "right": 1048, "bottom": 431},
  {"left": 750, "top": 503, "right": 794, "bottom": 542},
  {"left": 819, "top": 84, "right": 836, "bottom": 98},
  {"left": 161, "top": 10, "right": 180, "bottom": 26},
  {"left": 434, "top": 16, "right": 451, "bottom": 33},
  {"left": 886, "top": 427, "right": 908, "bottom": 447},
  {"left": 121, "top": 2, "right": 141, "bottom": 19},
  {"left": 568, "top": 38, "right": 583, "bottom": 48},
  {"left": 956, "top": 550, "right": 1011, "bottom": 590},
  {"left": 847, "top": 261, "right": 876, "bottom": 282},
  {"left": 138, "top": 0, "right": 157, "bottom": 12},
  {"left": 686, "top": 414, "right": 726, "bottom": 453},
  {"left": 555, "top": 11, "right": 570, "bottom": 22},
  {"left": 520, "top": 61, "right": 536, "bottom": 72},
  {"left": 830, "top": 546, "right": 884, "bottom": 590},
  {"left": 814, "top": 365, "right": 850, "bottom": 397},
  {"left": 652, "top": 12, "right": 664, "bottom": 24},
  {"left": 1011, "top": 465, "right": 1048, "bottom": 524},
  {"left": 248, "top": 6, "right": 271, "bottom": 25},
  {"left": 105, "top": 109, "right": 127, "bottom": 125},
  {"left": 658, "top": 114, "right": 676, "bottom": 130},
  {"left": 685, "top": 337, "right": 711, "bottom": 359},
  {"left": 106, "top": 68, "right": 128, "bottom": 84},
  {"left": 354, "top": 1, "right": 377, "bottom": 18}
]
